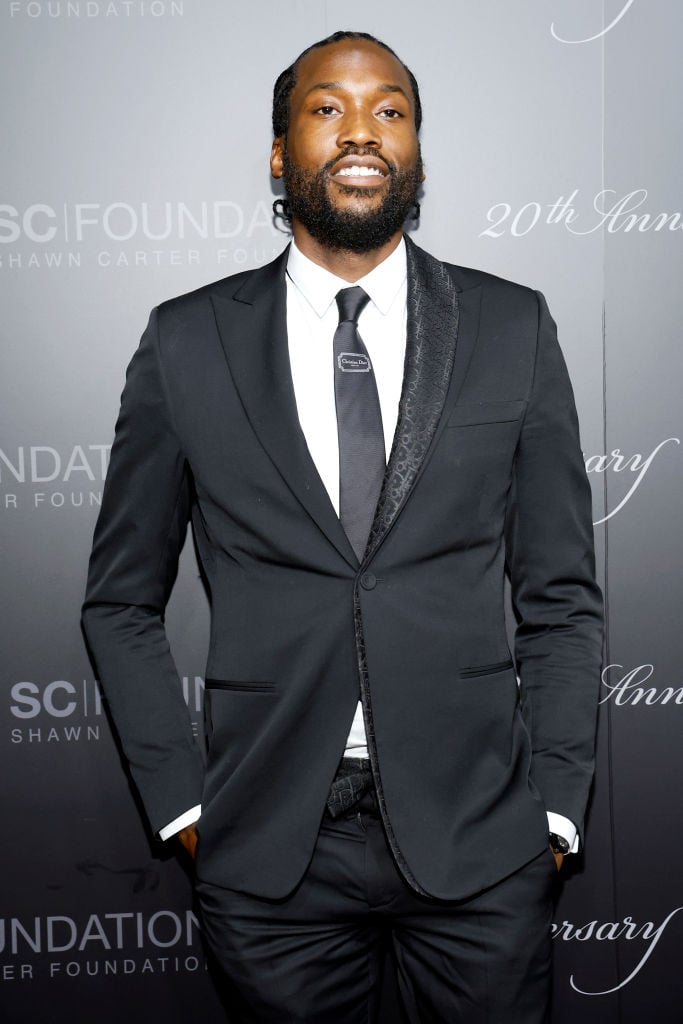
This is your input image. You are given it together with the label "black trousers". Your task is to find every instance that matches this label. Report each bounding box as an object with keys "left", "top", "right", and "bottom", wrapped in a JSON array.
[{"left": 196, "top": 793, "right": 556, "bottom": 1024}]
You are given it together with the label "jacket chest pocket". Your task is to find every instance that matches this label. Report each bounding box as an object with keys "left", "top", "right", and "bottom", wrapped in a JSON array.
[
  {"left": 438, "top": 400, "right": 526, "bottom": 523},
  {"left": 447, "top": 400, "right": 526, "bottom": 429},
  {"left": 444, "top": 400, "right": 525, "bottom": 461}
]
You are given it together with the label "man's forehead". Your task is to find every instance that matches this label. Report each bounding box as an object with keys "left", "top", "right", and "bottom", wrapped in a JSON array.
[{"left": 294, "top": 39, "right": 412, "bottom": 95}]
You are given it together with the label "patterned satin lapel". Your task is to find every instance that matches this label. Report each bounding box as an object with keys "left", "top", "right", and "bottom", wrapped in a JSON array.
[{"left": 365, "top": 238, "right": 460, "bottom": 559}]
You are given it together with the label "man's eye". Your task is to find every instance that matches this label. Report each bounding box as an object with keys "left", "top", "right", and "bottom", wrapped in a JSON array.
[
  {"left": 380, "top": 108, "right": 404, "bottom": 119},
  {"left": 315, "top": 106, "right": 337, "bottom": 115}
]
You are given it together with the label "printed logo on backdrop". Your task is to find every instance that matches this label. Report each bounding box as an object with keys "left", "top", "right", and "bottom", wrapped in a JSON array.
[
  {"left": 584, "top": 437, "right": 680, "bottom": 525},
  {"left": 551, "top": 0, "right": 636, "bottom": 44},
  {"left": 553, "top": 906, "right": 683, "bottom": 995},
  {"left": 600, "top": 663, "right": 683, "bottom": 708},
  {"left": 8, "top": 675, "right": 205, "bottom": 744},
  {"left": 0, "top": 443, "right": 110, "bottom": 512},
  {"left": 0, "top": 908, "right": 206, "bottom": 982},
  {"left": 480, "top": 190, "right": 683, "bottom": 239},
  {"left": 7, "top": 1, "right": 184, "bottom": 19},
  {"left": 0, "top": 201, "right": 284, "bottom": 272}
]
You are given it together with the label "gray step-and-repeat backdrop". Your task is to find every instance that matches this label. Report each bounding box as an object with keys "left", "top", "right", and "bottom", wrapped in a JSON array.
[{"left": 2, "top": 2, "right": 681, "bottom": 1021}]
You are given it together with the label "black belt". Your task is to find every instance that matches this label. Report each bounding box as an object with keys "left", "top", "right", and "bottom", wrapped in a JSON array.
[{"left": 325, "top": 757, "right": 374, "bottom": 819}]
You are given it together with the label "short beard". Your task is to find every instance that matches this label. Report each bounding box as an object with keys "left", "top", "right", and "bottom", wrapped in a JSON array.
[{"left": 282, "top": 144, "right": 423, "bottom": 254}]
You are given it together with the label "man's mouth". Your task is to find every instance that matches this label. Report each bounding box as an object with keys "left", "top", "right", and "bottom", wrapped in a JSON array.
[
  {"left": 335, "top": 165, "right": 385, "bottom": 178},
  {"left": 329, "top": 154, "right": 390, "bottom": 188}
]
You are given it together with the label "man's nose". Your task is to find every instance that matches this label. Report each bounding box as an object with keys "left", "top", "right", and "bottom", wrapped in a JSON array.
[{"left": 336, "top": 108, "right": 380, "bottom": 150}]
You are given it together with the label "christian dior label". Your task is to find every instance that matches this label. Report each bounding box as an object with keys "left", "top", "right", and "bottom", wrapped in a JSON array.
[{"left": 338, "top": 352, "right": 371, "bottom": 372}]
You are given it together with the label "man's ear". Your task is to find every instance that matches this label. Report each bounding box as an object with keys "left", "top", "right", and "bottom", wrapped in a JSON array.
[{"left": 270, "top": 137, "right": 285, "bottom": 179}]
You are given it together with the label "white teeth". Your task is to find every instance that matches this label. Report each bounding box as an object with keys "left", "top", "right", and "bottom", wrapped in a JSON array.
[{"left": 336, "top": 165, "right": 384, "bottom": 177}]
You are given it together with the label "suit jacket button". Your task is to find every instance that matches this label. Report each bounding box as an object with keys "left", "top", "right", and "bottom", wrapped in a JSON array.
[{"left": 360, "top": 572, "right": 377, "bottom": 590}]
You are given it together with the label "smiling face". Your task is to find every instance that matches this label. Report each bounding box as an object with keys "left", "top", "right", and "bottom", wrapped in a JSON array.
[{"left": 271, "top": 38, "right": 423, "bottom": 258}]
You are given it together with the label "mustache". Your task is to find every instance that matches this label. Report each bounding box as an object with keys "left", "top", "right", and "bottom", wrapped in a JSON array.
[{"left": 324, "top": 146, "right": 396, "bottom": 176}]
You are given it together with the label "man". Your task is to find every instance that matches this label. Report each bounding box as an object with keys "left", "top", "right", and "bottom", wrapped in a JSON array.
[{"left": 83, "top": 30, "right": 603, "bottom": 1024}]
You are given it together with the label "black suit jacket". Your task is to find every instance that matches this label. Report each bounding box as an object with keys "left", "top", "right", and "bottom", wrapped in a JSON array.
[{"left": 82, "top": 237, "right": 603, "bottom": 900}]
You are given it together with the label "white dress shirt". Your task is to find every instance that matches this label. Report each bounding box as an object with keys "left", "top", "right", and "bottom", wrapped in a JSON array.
[
  {"left": 286, "top": 237, "right": 408, "bottom": 760},
  {"left": 161, "top": 238, "right": 578, "bottom": 853}
]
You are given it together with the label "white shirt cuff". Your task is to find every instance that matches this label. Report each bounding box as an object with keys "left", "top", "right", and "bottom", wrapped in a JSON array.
[
  {"left": 158, "top": 805, "right": 202, "bottom": 841},
  {"left": 546, "top": 811, "right": 579, "bottom": 853}
]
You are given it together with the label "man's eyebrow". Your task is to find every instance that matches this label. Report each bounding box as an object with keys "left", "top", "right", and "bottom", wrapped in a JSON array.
[
  {"left": 378, "top": 84, "right": 409, "bottom": 99},
  {"left": 304, "top": 81, "right": 410, "bottom": 100}
]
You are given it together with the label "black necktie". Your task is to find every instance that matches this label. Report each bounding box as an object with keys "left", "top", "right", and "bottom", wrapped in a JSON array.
[{"left": 333, "top": 287, "right": 386, "bottom": 561}]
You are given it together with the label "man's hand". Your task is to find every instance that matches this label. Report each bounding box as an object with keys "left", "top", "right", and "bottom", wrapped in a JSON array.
[
  {"left": 550, "top": 847, "right": 564, "bottom": 872},
  {"left": 177, "top": 822, "right": 198, "bottom": 859}
]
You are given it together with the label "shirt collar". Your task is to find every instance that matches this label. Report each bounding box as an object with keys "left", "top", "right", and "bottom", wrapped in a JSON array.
[{"left": 286, "top": 236, "right": 407, "bottom": 318}]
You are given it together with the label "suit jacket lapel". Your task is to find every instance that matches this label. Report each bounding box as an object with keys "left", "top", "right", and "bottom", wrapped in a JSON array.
[
  {"left": 365, "top": 237, "right": 480, "bottom": 560},
  {"left": 210, "top": 239, "right": 481, "bottom": 569},
  {"left": 210, "top": 249, "right": 358, "bottom": 568}
]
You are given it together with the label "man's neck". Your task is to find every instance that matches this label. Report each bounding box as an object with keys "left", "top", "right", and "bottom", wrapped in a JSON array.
[{"left": 291, "top": 223, "right": 403, "bottom": 283}]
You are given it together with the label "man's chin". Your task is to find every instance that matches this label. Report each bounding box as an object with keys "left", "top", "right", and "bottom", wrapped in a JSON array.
[
  {"left": 303, "top": 219, "right": 403, "bottom": 254},
  {"left": 286, "top": 175, "right": 417, "bottom": 253},
  {"left": 323, "top": 183, "right": 388, "bottom": 215}
]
